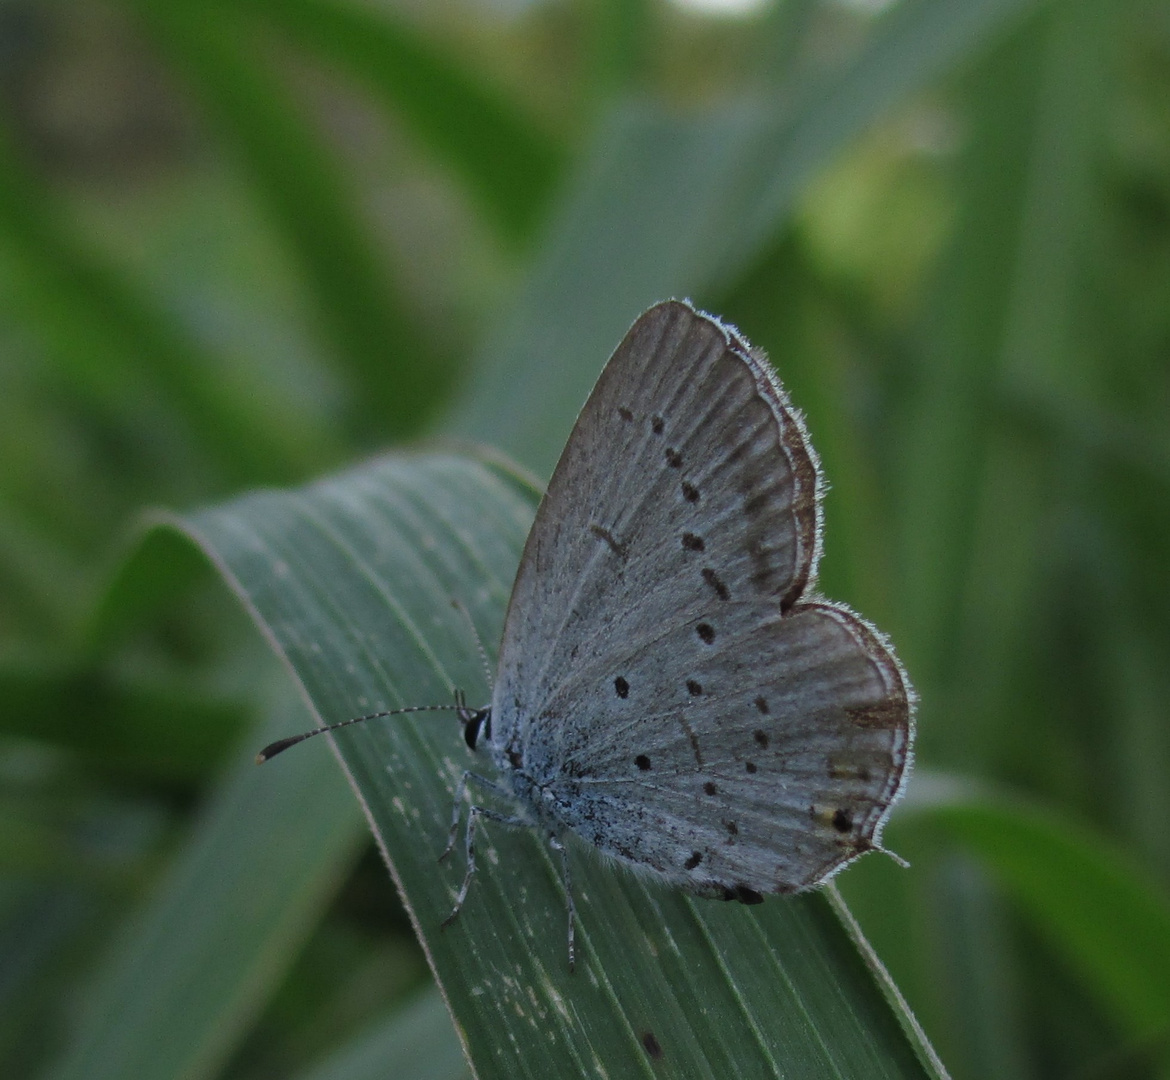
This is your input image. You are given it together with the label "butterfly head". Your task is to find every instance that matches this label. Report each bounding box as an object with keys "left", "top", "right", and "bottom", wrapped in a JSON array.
[{"left": 454, "top": 688, "right": 492, "bottom": 750}]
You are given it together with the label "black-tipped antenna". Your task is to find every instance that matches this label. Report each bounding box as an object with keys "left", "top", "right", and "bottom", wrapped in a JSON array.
[{"left": 255, "top": 703, "right": 474, "bottom": 765}]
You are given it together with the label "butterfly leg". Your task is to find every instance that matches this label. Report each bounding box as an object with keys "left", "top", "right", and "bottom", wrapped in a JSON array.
[
  {"left": 442, "top": 802, "right": 532, "bottom": 929},
  {"left": 440, "top": 770, "right": 514, "bottom": 862},
  {"left": 547, "top": 832, "right": 576, "bottom": 972}
]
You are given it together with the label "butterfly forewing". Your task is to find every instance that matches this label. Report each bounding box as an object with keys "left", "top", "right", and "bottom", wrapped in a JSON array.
[{"left": 493, "top": 301, "right": 821, "bottom": 747}]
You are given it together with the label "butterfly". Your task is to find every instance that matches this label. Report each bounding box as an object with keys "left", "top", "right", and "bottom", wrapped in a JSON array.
[{"left": 260, "top": 300, "right": 914, "bottom": 968}]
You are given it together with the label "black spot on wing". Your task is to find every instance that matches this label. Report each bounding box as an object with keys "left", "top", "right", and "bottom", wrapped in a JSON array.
[
  {"left": 702, "top": 567, "right": 730, "bottom": 600},
  {"left": 589, "top": 523, "right": 627, "bottom": 557}
]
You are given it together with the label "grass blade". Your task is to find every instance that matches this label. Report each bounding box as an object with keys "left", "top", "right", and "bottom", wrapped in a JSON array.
[
  {"left": 242, "top": 0, "right": 565, "bottom": 246},
  {"left": 910, "top": 789, "right": 1170, "bottom": 1047},
  {"left": 125, "top": 0, "right": 445, "bottom": 434},
  {"left": 43, "top": 686, "right": 367, "bottom": 1080},
  {"left": 292, "top": 988, "right": 468, "bottom": 1080},
  {"left": 449, "top": 0, "right": 1041, "bottom": 476},
  {"left": 148, "top": 451, "right": 943, "bottom": 1079}
]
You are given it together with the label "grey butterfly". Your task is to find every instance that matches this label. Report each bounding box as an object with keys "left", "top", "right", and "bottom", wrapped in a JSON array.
[{"left": 260, "top": 300, "right": 914, "bottom": 967}]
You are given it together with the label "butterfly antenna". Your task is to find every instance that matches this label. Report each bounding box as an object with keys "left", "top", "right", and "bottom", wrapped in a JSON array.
[
  {"left": 451, "top": 598, "right": 494, "bottom": 691},
  {"left": 255, "top": 703, "right": 465, "bottom": 764}
]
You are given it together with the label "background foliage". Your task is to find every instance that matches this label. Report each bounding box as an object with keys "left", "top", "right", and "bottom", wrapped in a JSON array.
[{"left": 1, "top": 0, "right": 1168, "bottom": 1077}]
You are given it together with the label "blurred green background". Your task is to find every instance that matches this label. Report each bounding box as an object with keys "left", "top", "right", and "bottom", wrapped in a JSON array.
[{"left": 2, "top": 0, "right": 1169, "bottom": 1077}]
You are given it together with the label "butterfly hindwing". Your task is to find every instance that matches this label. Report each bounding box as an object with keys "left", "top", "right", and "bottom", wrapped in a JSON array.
[{"left": 528, "top": 602, "right": 911, "bottom": 892}]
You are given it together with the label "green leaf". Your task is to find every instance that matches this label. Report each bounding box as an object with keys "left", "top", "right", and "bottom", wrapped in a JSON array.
[
  {"left": 450, "top": 0, "right": 1041, "bottom": 476},
  {"left": 124, "top": 0, "right": 447, "bottom": 435},
  {"left": 43, "top": 684, "right": 367, "bottom": 1080},
  {"left": 0, "top": 121, "right": 312, "bottom": 485},
  {"left": 906, "top": 784, "right": 1170, "bottom": 1047},
  {"left": 117, "top": 451, "right": 941, "bottom": 1078},
  {"left": 291, "top": 987, "right": 468, "bottom": 1080},
  {"left": 0, "top": 660, "right": 244, "bottom": 784},
  {"left": 241, "top": 0, "right": 566, "bottom": 245}
]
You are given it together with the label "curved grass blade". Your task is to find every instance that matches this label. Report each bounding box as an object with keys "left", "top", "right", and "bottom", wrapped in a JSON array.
[{"left": 160, "top": 451, "right": 942, "bottom": 1079}]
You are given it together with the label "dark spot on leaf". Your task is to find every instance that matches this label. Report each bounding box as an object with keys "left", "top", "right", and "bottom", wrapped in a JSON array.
[
  {"left": 665, "top": 448, "right": 682, "bottom": 468},
  {"left": 635, "top": 754, "right": 651, "bottom": 771},
  {"left": 642, "top": 1032, "right": 663, "bottom": 1059},
  {"left": 651, "top": 415, "right": 664, "bottom": 435},
  {"left": 682, "top": 482, "right": 700, "bottom": 503},
  {"left": 614, "top": 676, "right": 629, "bottom": 699},
  {"left": 833, "top": 808, "right": 853, "bottom": 833},
  {"left": 704, "top": 781, "right": 717, "bottom": 796},
  {"left": 684, "top": 851, "right": 702, "bottom": 870},
  {"left": 686, "top": 679, "right": 702, "bottom": 696},
  {"left": 753, "top": 729, "right": 769, "bottom": 748},
  {"left": 696, "top": 623, "right": 715, "bottom": 644},
  {"left": 681, "top": 532, "right": 705, "bottom": 551}
]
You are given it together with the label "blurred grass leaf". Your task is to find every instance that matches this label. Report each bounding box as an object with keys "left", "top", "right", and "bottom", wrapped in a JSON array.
[
  {"left": 452, "top": 0, "right": 1041, "bottom": 476},
  {"left": 44, "top": 682, "right": 367, "bottom": 1080},
  {"left": 240, "top": 0, "right": 566, "bottom": 246},
  {"left": 291, "top": 987, "right": 468, "bottom": 1080},
  {"left": 0, "top": 122, "right": 312, "bottom": 485},
  {"left": 124, "top": 0, "right": 446, "bottom": 436},
  {"left": 906, "top": 784, "right": 1170, "bottom": 1050},
  {"left": 0, "top": 661, "right": 243, "bottom": 784}
]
